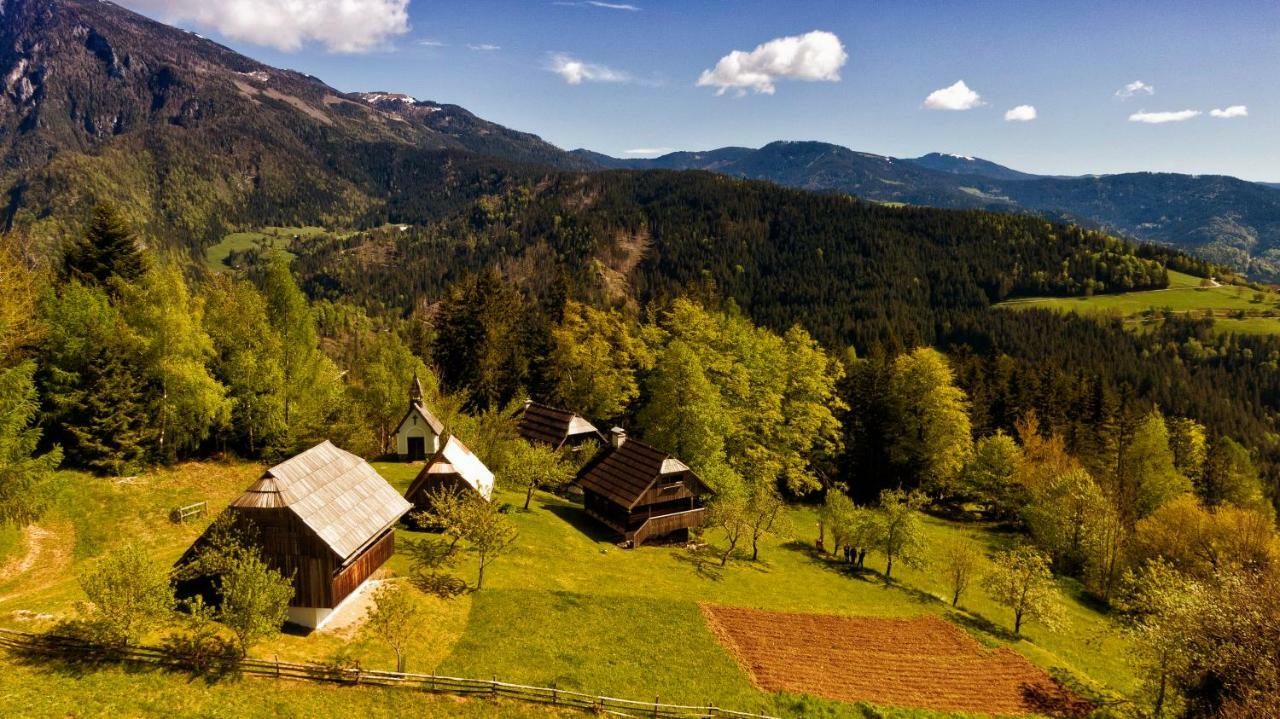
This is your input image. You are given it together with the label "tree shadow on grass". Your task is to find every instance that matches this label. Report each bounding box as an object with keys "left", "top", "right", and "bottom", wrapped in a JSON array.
[
  {"left": 945, "top": 608, "right": 1020, "bottom": 644},
  {"left": 5, "top": 638, "right": 237, "bottom": 686},
  {"left": 671, "top": 548, "right": 725, "bottom": 582},
  {"left": 780, "top": 540, "right": 939, "bottom": 607}
]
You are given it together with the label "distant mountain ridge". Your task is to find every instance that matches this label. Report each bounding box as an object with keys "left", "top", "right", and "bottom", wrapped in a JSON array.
[
  {"left": 573, "top": 143, "right": 1280, "bottom": 279},
  {"left": 0, "top": 0, "right": 581, "bottom": 251}
]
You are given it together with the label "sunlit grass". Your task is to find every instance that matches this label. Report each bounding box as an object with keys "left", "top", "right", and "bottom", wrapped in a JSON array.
[{"left": 0, "top": 459, "right": 1136, "bottom": 717}]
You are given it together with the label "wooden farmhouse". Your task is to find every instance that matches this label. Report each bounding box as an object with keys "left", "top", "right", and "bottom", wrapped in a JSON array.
[
  {"left": 179, "top": 441, "right": 410, "bottom": 630},
  {"left": 405, "top": 434, "right": 495, "bottom": 514},
  {"left": 577, "top": 428, "right": 711, "bottom": 547},
  {"left": 394, "top": 373, "right": 444, "bottom": 460},
  {"left": 516, "top": 400, "right": 604, "bottom": 451}
]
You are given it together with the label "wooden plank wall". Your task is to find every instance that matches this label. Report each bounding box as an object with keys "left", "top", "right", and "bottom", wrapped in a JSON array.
[{"left": 331, "top": 529, "right": 396, "bottom": 607}]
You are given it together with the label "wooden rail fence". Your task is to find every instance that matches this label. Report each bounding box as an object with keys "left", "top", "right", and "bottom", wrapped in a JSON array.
[
  {"left": 170, "top": 501, "right": 208, "bottom": 524},
  {"left": 0, "top": 629, "right": 778, "bottom": 719}
]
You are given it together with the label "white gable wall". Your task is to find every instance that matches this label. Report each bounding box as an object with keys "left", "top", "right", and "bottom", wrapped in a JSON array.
[{"left": 396, "top": 411, "right": 441, "bottom": 459}]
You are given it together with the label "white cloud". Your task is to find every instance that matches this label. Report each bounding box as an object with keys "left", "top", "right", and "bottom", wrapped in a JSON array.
[
  {"left": 1128, "top": 109, "right": 1201, "bottom": 124},
  {"left": 1115, "top": 80, "right": 1155, "bottom": 99},
  {"left": 549, "top": 53, "right": 632, "bottom": 84},
  {"left": 1004, "top": 104, "right": 1037, "bottom": 122},
  {"left": 1210, "top": 105, "right": 1248, "bottom": 119},
  {"left": 467, "top": 43, "right": 501, "bottom": 52},
  {"left": 553, "top": 1, "right": 641, "bottom": 10},
  {"left": 419, "top": 39, "right": 447, "bottom": 47},
  {"left": 120, "top": 0, "right": 410, "bottom": 53},
  {"left": 923, "top": 80, "right": 984, "bottom": 111},
  {"left": 623, "top": 147, "right": 675, "bottom": 156},
  {"left": 697, "top": 30, "right": 847, "bottom": 96}
]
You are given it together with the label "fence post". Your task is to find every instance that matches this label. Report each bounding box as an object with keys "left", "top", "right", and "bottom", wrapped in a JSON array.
[
  {"left": 653, "top": 695, "right": 660, "bottom": 718},
  {"left": 551, "top": 683, "right": 557, "bottom": 706},
  {"left": 430, "top": 673, "right": 436, "bottom": 692},
  {"left": 491, "top": 674, "right": 498, "bottom": 698},
  {"left": 274, "top": 654, "right": 280, "bottom": 679}
]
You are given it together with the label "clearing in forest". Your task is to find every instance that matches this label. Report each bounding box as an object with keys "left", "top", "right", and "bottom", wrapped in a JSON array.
[{"left": 701, "top": 605, "right": 1090, "bottom": 717}]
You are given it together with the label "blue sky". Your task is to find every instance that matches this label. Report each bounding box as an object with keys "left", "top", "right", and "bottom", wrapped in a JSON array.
[{"left": 122, "top": 1, "right": 1279, "bottom": 180}]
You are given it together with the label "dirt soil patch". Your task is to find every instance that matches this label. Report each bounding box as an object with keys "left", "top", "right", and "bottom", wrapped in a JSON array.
[{"left": 701, "top": 605, "right": 1090, "bottom": 717}]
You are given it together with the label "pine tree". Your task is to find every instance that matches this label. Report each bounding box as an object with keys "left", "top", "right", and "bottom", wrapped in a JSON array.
[
  {"left": 66, "top": 352, "right": 150, "bottom": 476},
  {"left": 63, "top": 204, "right": 146, "bottom": 289}
]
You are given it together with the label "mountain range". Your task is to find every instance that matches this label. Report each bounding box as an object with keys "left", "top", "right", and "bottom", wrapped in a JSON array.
[
  {"left": 571, "top": 144, "right": 1280, "bottom": 279},
  {"left": 3, "top": 0, "right": 1280, "bottom": 278}
]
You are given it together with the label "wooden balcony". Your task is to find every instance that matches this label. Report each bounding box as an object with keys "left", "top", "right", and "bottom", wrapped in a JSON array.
[{"left": 626, "top": 507, "right": 706, "bottom": 548}]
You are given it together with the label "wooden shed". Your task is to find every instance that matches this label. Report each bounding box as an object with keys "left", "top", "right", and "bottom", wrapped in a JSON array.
[
  {"left": 576, "top": 428, "right": 711, "bottom": 547},
  {"left": 405, "top": 434, "right": 495, "bottom": 514},
  {"left": 180, "top": 441, "right": 411, "bottom": 629},
  {"left": 516, "top": 400, "right": 604, "bottom": 451},
  {"left": 394, "top": 373, "right": 445, "bottom": 460}
]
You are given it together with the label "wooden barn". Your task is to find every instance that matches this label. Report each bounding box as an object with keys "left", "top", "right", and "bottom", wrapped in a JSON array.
[
  {"left": 516, "top": 400, "right": 604, "bottom": 451},
  {"left": 577, "top": 428, "right": 711, "bottom": 547},
  {"left": 404, "top": 435, "right": 495, "bottom": 514},
  {"left": 180, "top": 441, "right": 411, "bottom": 629},
  {"left": 394, "top": 373, "right": 444, "bottom": 460}
]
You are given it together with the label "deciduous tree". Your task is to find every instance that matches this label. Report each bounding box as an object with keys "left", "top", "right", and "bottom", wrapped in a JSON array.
[
  {"left": 982, "top": 546, "right": 1065, "bottom": 635},
  {"left": 874, "top": 488, "right": 929, "bottom": 581},
  {"left": 78, "top": 543, "right": 173, "bottom": 646},
  {"left": 886, "top": 348, "right": 972, "bottom": 497},
  {"left": 361, "top": 581, "right": 421, "bottom": 672},
  {"left": 216, "top": 552, "right": 293, "bottom": 656}
]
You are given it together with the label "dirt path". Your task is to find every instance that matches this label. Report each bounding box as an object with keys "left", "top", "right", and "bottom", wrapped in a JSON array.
[
  {"left": 0, "top": 522, "right": 75, "bottom": 608},
  {"left": 0, "top": 525, "right": 51, "bottom": 580}
]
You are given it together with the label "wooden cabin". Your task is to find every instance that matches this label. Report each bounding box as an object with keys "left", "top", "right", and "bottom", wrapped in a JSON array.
[
  {"left": 179, "top": 441, "right": 410, "bottom": 629},
  {"left": 405, "top": 435, "right": 495, "bottom": 514},
  {"left": 576, "top": 428, "right": 711, "bottom": 547},
  {"left": 516, "top": 400, "right": 604, "bottom": 451},
  {"left": 394, "top": 373, "right": 444, "bottom": 460}
]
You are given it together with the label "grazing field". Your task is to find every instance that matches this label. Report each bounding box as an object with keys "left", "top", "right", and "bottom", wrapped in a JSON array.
[
  {"left": 0, "top": 460, "right": 1137, "bottom": 717},
  {"left": 998, "top": 270, "right": 1280, "bottom": 334},
  {"left": 202, "top": 226, "right": 327, "bottom": 271},
  {"left": 703, "top": 606, "right": 1088, "bottom": 717}
]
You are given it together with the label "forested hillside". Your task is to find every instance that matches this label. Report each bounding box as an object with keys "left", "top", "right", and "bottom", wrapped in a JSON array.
[
  {"left": 0, "top": 0, "right": 581, "bottom": 257},
  {"left": 578, "top": 142, "right": 1280, "bottom": 279}
]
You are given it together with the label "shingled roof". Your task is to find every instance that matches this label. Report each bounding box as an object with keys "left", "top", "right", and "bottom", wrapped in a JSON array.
[
  {"left": 517, "top": 401, "right": 602, "bottom": 448},
  {"left": 577, "top": 437, "right": 708, "bottom": 509},
  {"left": 407, "top": 435, "right": 495, "bottom": 501},
  {"left": 231, "top": 441, "right": 411, "bottom": 560}
]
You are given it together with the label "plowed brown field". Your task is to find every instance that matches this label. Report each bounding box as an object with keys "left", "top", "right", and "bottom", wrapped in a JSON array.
[{"left": 702, "top": 605, "right": 1090, "bottom": 717}]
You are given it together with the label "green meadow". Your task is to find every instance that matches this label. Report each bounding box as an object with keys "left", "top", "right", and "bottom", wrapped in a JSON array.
[
  {"left": 998, "top": 270, "right": 1280, "bottom": 334},
  {"left": 202, "top": 226, "right": 328, "bottom": 272},
  {"left": 0, "top": 460, "right": 1135, "bottom": 718}
]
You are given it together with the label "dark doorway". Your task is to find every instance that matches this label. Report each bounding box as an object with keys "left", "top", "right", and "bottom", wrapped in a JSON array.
[{"left": 407, "top": 437, "right": 425, "bottom": 460}]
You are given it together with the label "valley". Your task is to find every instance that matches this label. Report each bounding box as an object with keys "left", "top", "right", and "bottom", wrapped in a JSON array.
[{"left": 0, "top": 2, "right": 1276, "bottom": 718}]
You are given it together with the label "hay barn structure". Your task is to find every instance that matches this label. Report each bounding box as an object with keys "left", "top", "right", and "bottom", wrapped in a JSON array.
[
  {"left": 180, "top": 441, "right": 410, "bottom": 629},
  {"left": 577, "top": 428, "right": 711, "bottom": 547},
  {"left": 516, "top": 400, "right": 604, "bottom": 451},
  {"left": 394, "top": 373, "right": 444, "bottom": 460},
  {"left": 405, "top": 435, "right": 495, "bottom": 514}
]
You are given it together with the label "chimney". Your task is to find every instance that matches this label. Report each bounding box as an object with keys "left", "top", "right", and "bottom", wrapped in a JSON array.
[{"left": 610, "top": 426, "right": 627, "bottom": 449}]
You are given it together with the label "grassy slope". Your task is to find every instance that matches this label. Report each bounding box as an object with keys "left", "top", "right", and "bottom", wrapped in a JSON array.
[
  {"left": 0, "top": 460, "right": 1136, "bottom": 718},
  {"left": 202, "top": 226, "right": 324, "bottom": 271},
  {"left": 998, "top": 270, "right": 1280, "bottom": 334}
]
